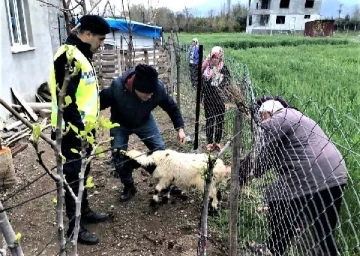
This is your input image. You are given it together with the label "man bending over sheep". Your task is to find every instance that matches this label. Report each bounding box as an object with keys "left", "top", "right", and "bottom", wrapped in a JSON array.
[{"left": 100, "top": 64, "right": 186, "bottom": 202}]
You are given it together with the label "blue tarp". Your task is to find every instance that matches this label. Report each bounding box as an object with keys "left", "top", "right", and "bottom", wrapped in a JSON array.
[{"left": 105, "top": 18, "right": 162, "bottom": 39}]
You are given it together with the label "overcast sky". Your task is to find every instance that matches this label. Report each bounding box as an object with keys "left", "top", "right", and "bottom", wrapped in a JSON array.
[
  {"left": 105, "top": 0, "right": 358, "bottom": 12},
  {"left": 102, "top": 0, "right": 358, "bottom": 17}
]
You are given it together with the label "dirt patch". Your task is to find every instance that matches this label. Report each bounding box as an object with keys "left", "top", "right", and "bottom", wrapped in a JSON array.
[{"left": 1, "top": 109, "right": 228, "bottom": 255}]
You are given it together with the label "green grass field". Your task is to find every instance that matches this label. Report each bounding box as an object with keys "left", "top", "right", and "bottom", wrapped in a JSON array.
[{"left": 178, "top": 32, "right": 360, "bottom": 255}]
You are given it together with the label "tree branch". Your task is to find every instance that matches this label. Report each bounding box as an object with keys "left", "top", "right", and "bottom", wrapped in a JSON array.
[
  {"left": 36, "top": 0, "right": 81, "bottom": 12},
  {"left": 63, "top": 179, "right": 77, "bottom": 200},
  {"left": 32, "top": 143, "right": 58, "bottom": 182}
]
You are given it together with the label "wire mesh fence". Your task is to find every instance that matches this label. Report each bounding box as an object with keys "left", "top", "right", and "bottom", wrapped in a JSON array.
[{"left": 174, "top": 43, "right": 360, "bottom": 256}]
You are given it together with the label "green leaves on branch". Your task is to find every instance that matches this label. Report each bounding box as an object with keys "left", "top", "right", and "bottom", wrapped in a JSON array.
[
  {"left": 100, "top": 117, "right": 120, "bottom": 129},
  {"left": 63, "top": 45, "right": 80, "bottom": 77},
  {"left": 67, "top": 122, "right": 78, "bottom": 134},
  {"left": 87, "top": 136, "right": 95, "bottom": 145},
  {"left": 85, "top": 176, "right": 95, "bottom": 189},
  {"left": 60, "top": 154, "right": 66, "bottom": 164},
  {"left": 85, "top": 121, "right": 97, "bottom": 133},
  {"left": 32, "top": 123, "right": 41, "bottom": 143},
  {"left": 14, "top": 233, "right": 22, "bottom": 244},
  {"left": 64, "top": 96, "right": 72, "bottom": 107},
  {"left": 70, "top": 148, "right": 79, "bottom": 154},
  {"left": 71, "top": 61, "right": 81, "bottom": 77}
]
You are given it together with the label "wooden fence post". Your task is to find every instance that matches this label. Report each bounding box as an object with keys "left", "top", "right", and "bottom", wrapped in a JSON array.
[
  {"left": 175, "top": 32, "right": 181, "bottom": 111},
  {"left": 193, "top": 44, "right": 203, "bottom": 150},
  {"left": 117, "top": 47, "right": 122, "bottom": 75},
  {"left": 169, "top": 31, "right": 176, "bottom": 96},
  {"left": 229, "top": 109, "right": 242, "bottom": 256},
  {"left": 144, "top": 50, "right": 149, "bottom": 65},
  {"left": 153, "top": 37, "right": 156, "bottom": 66},
  {"left": 97, "top": 52, "right": 103, "bottom": 90}
]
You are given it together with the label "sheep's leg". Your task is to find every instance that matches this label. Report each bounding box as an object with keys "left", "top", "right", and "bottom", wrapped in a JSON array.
[
  {"left": 150, "top": 178, "right": 172, "bottom": 207},
  {"left": 161, "top": 185, "right": 172, "bottom": 204},
  {"left": 208, "top": 187, "right": 219, "bottom": 216},
  {"left": 170, "top": 185, "right": 188, "bottom": 201}
]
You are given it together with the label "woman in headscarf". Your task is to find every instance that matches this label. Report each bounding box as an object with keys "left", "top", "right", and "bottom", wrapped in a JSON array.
[
  {"left": 201, "top": 46, "right": 231, "bottom": 151},
  {"left": 188, "top": 38, "right": 200, "bottom": 88},
  {"left": 242, "top": 99, "right": 348, "bottom": 256}
]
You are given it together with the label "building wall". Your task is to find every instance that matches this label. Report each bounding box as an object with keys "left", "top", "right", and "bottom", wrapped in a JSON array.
[
  {"left": 0, "top": 0, "right": 55, "bottom": 119},
  {"left": 250, "top": 14, "right": 321, "bottom": 32},
  {"left": 247, "top": 0, "right": 323, "bottom": 33},
  {"left": 46, "top": 0, "right": 62, "bottom": 54}
]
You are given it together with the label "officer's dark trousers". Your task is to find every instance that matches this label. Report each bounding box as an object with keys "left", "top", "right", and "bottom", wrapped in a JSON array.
[{"left": 62, "top": 131, "right": 92, "bottom": 231}]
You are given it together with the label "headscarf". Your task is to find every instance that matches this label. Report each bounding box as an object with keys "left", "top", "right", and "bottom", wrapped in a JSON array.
[
  {"left": 258, "top": 100, "right": 284, "bottom": 115},
  {"left": 202, "top": 46, "right": 225, "bottom": 86},
  {"left": 256, "top": 96, "right": 290, "bottom": 108}
]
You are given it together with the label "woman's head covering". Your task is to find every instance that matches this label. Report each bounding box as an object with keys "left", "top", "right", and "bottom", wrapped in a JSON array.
[
  {"left": 202, "top": 46, "right": 225, "bottom": 83},
  {"left": 256, "top": 96, "right": 290, "bottom": 108},
  {"left": 258, "top": 100, "right": 284, "bottom": 115},
  {"left": 210, "top": 46, "right": 224, "bottom": 61}
]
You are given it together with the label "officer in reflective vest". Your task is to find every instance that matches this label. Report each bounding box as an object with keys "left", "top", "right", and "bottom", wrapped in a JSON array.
[{"left": 50, "top": 15, "right": 110, "bottom": 245}]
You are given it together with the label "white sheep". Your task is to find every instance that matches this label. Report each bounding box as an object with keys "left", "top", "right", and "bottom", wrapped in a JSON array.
[{"left": 123, "top": 149, "right": 231, "bottom": 210}]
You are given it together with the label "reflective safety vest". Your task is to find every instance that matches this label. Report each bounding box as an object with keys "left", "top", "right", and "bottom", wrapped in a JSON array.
[{"left": 50, "top": 44, "right": 99, "bottom": 128}]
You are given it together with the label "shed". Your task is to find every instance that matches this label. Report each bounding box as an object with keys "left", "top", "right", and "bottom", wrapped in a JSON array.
[
  {"left": 105, "top": 18, "right": 163, "bottom": 50},
  {"left": 304, "top": 20, "right": 335, "bottom": 37}
]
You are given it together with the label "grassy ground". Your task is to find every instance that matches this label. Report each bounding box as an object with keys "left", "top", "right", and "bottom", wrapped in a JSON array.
[{"left": 177, "top": 32, "right": 360, "bottom": 255}]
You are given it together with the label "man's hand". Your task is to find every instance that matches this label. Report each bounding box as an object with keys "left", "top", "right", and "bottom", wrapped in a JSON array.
[{"left": 178, "top": 128, "right": 186, "bottom": 144}]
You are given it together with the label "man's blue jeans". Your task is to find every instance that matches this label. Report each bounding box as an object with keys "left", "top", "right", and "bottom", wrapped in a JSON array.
[{"left": 110, "top": 114, "right": 165, "bottom": 184}]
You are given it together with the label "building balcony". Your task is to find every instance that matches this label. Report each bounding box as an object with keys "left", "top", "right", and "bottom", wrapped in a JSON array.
[{"left": 250, "top": 8, "right": 273, "bottom": 15}]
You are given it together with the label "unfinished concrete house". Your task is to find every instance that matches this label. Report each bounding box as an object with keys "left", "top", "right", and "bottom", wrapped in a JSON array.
[{"left": 246, "top": 0, "right": 323, "bottom": 34}]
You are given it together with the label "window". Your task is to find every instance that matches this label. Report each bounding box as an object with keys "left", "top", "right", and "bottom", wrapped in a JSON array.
[
  {"left": 304, "top": 15, "right": 311, "bottom": 19},
  {"left": 305, "top": 0, "right": 314, "bottom": 8},
  {"left": 276, "top": 16, "right": 286, "bottom": 24},
  {"left": 261, "top": 0, "right": 271, "bottom": 9},
  {"left": 249, "top": 16, "right": 253, "bottom": 26},
  {"left": 279, "top": 0, "right": 290, "bottom": 8},
  {"left": 260, "top": 15, "right": 270, "bottom": 26},
  {"left": 5, "top": 0, "right": 33, "bottom": 52}
]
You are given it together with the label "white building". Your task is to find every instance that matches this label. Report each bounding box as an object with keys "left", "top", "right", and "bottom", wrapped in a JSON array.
[
  {"left": 246, "top": 0, "right": 323, "bottom": 34},
  {"left": 0, "top": 0, "right": 61, "bottom": 120}
]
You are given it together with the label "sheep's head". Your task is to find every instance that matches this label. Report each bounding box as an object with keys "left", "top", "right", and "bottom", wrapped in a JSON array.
[
  {"left": 123, "top": 150, "right": 157, "bottom": 175},
  {"left": 126, "top": 150, "right": 143, "bottom": 159}
]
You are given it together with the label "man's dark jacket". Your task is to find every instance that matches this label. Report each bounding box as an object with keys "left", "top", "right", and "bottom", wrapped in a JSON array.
[{"left": 100, "top": 69, "right": 184, "bottom": 130}]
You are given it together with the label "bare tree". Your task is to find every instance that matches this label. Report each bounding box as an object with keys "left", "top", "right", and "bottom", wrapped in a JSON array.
[
  {"left": 208, "top": 9, "right": 215, "bottom": 27},
  {"left": 183, "top": 7, "right": 192, "bottom": 32},
  {"left": 353, "top": 5, "right": 360, "bottom": 20}
]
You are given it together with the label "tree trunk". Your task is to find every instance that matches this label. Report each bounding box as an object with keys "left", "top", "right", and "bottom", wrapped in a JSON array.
[
  {"left": 0, "top": 201, "right": 24, "bottom": 256},
  {"left": 71, "top": 141, "right": 88, "bottom": 255},
  {"left": 55, "top": 66, "right": 71, "bottom": 256}
]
